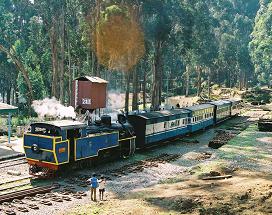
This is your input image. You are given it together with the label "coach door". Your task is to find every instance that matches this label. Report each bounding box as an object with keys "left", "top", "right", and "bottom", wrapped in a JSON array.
[{"left": 67, "top": 129, "right": 81, "bottom": 162}]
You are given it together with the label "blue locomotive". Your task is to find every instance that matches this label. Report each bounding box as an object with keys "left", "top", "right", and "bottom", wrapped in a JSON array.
[
  {"left": 24, "top": 115, "right": 135, "bottom": 176},
  {"left": 24, "top": 99, "right": 241, "bottom": 176}
]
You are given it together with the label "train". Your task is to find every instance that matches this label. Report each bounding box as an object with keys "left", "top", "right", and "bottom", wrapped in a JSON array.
[{"left": 23, "top": 97, "right": 241, "bottom": 177}]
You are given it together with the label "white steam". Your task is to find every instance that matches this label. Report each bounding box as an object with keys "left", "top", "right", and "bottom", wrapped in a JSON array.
[
  {"left": 107, "top": 92, "right": 125, "bottom": 110},
  {"left": 32, "top": 97, "right": 76, "bottom": 119},
  {"left": 104, "top": 92, "right": 125, "bottom": 122}
]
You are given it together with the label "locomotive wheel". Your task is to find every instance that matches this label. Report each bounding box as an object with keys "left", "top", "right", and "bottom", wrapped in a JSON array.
[
  {"left": 78, "top": 160, "right": 88, "bottom": 169},
  {"left": 42, "top": 168, "right": 56, "bottom": 178},
  {"left": 86, "top": 159, "right": 92, "bottom": 168},
  {"left": 29, "top": 165, "right": 42, "bottom": 175}
]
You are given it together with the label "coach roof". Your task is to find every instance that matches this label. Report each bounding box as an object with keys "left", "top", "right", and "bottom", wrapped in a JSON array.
[
  {"left": 208, "top": 100, "right": 232, "bottom": 106},
  {"left": 184, "top": 103, "right": 214, "bottom": 112},
  {"left": 130, "top": 109, "right": 190, "bottom": 120}
]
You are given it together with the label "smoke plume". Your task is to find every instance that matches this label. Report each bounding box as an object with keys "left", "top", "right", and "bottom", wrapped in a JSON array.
[
  {"left": 32, "top": 97, "right": 76, "bottom": 119},
  {"left": 107, "top": 92, "right": 125, "bottom": 110},
  {"left": 101, "top": 92, "right": 125, "bottom": 122}
]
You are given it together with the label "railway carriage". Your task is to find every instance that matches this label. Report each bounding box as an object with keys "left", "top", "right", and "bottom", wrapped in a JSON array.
[
  {"left": 208, "top": 100, "right": 232, "bottom": 124},
  {"left": 184, "top": 104, "right": 214, "bottom": 132},
  {"left": 128, "top": 109, "right": 190, "bottom": 147}
]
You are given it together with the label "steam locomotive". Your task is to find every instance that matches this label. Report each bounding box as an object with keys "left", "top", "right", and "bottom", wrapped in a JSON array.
[
  {"left": 23, "top": 76, "right": 242, "bottom": 176},
  {"left": 23, "top": 99, "right": 241, "bottom": 176}
]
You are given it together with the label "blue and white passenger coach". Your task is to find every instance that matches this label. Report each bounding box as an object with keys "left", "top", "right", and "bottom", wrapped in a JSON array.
[
  {"left": 184, "top": 104, "right": 214, "bottom": 132},
  {"left": 128, "top": 109, "right": 190, "bottom": 147},
  {"left": 208, "top": 100, "right": 232, "bottom": 124}
]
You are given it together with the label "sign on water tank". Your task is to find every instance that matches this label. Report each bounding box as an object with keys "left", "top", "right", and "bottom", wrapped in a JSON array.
[{"left": 82, "top": 98, "right": 92, "bottom": 105}]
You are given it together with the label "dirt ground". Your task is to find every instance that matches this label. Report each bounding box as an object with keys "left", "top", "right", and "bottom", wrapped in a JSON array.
[{"left": 61, "top": 110, "right": 272, "bottom": 215}]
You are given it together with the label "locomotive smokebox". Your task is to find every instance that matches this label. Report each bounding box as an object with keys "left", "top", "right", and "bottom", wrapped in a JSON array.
[{"left": 72, "top": 76, "right": 108, "bottom": 111}]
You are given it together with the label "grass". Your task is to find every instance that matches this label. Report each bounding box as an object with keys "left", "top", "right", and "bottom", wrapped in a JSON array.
[
  {"left": 190, "top": 160, "right": 228, "bottom": 176},
  {"left": 218, "top": 124, "right": 272, "bottom": 159},
  {"left": 192, "top": 124, "right": 272, "bottom": 176},
  {"left": 158, "top": 176, "right": 185, "bottom": 185}
]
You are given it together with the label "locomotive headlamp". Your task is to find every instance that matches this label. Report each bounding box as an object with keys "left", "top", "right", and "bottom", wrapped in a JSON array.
[{"left": 31, "top": 144, "right": 41, "bottom": 153}]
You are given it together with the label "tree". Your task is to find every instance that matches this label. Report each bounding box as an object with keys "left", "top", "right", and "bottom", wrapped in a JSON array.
[
  {"left": 0, "top": 0, "right": 34, "bottom": 103},
  {"left": 250, "top": 1, "right": 272, "bottom": 86}
]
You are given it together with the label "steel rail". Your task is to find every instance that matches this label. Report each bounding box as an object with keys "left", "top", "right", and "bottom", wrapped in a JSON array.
[
  {"left": 0, "top": 157, "right": 26, "bottom": 165},
  {"left": 0, "top": 161, "right": 28, "bottom": 169},
  {"left": 0, "top": 176, "right": 33, "bottom": 186}
]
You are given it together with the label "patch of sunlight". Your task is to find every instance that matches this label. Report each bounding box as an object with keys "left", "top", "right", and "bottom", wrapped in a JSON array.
[
  {"left": 191, "top": 160, "right": 227, "bottom": 176},
  {"left": 256, "top": 136, "right": 272, "bottom": 144}
]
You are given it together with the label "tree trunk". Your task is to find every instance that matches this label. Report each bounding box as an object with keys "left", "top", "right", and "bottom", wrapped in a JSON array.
[
  {"left": 132, "top": 67, "right": 138, "bottom": 111},
  {"left": 125, "top": 72, "right": 131, "bottom": 115},
  {"left": 15, "top": 85, "right": 19, "bottom": 105},
  {"left": 11, "top": 86, "right": 15, "bottom": 105},
  {"left": 2, "top": 90, "right": 5, "bottom": 103},
  {"left": 68, "top": 37, "right": 72, "bottom": 104},
  {"left": 6, "top": 86, "right": 11, "bottom": 105},
  {"left": 0, "top": 44, "right": 33, "bottom": 103},
  {"left": 88, "top": 0, "right": 101, "bottom": 77},
  {"left": 59, "top": 6, "right": 65, "bottom": 103},
  {"left": 196, "top": 66, "right": 202, "bottom": 97},
  {"left": 208, "top": 67, "right": 211, "bottom": 99},
  {"left": 50, "top": 17, "right": 59, "bottom": 99},
  {"left": 143, "top": 64, "right": 146, "bottom": 110},
  {"left": 185, "top": 65, "right": 190, "bottom": 97},
  {"left": 245, "top": 72, "right": 248, "bottom": 90},
  {"left": 228, "top": 68, "right": 231, "bottom": 88},
  {"left": 151, "top": 40, "right": 163, "bottom": 110}
]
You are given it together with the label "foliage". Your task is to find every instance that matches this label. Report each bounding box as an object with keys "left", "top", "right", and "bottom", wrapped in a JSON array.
[
  {"left": 250, "top": 1, "right": 272, "bottom": 86},
  {"left": 0, "top": 0, "right": 267, "bottom": 113},
  {"left": 16, "top": 46, "right": 47, "bottom": 101}
]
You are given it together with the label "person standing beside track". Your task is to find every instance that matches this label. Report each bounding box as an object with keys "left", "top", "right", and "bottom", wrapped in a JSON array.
[
  {"left": 87, "top": 173, "right": 99, "bottom": 201},
  {"left": 98, "top": 175, "right": 106, "bottom": 201}
]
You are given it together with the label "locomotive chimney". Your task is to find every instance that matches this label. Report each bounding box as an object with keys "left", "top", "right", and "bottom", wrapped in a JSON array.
[{"left": 101, "top": 115, "right": 112, "bottom": 126}]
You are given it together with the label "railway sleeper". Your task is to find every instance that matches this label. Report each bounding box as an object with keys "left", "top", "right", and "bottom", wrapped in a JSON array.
[
  {"left": 39, "top": 200, "right": 52, "bottom": 206},
  {"left": 28, "top": 203, "right": 39, "bottom": 210},
  {"left": 16, "top": 206, "right": 28, "bottom": 213},
  {"left": 4, "top": 209, "right": 16, "bottom": 215}
]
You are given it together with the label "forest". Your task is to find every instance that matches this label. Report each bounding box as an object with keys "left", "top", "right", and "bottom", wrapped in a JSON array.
[{"left": 0, "top": 0, "right": 271, "bottom": 113}]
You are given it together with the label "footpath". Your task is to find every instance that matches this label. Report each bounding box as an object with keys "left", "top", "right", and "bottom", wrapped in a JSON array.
[{"left": 0, "top": 137, "right": 25, "bottom": 161}]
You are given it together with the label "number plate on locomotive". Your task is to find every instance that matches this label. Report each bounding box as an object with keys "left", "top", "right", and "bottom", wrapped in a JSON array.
[{"left": 59, "top": 147, "right": 66, "bottom": 153}]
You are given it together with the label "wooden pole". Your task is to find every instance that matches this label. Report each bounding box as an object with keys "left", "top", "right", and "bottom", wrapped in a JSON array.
[{"left": 8, "top": 113, "right": 11, "bottom": 144}]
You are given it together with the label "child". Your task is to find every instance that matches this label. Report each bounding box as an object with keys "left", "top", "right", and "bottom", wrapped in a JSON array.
[
  {"left": 98, "top": 176, "right": 106, "bottom": 201},
  {"left": 87, "top": 173, "right": 99, "bottom": 201}
]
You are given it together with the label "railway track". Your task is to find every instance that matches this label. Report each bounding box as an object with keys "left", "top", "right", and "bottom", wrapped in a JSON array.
[
  {"left": 0, "top": 157, "right": 27, "bottom": 169},
  {"left": 0, "top": 185, "right": 60, "bottom": 214},
  {"left": 0, "top": 183, "right": 88, "bottom": 214},
  {"left": 0, "top": 185, "right": 57, "bottom": 204},
  {"left": 0, "top": 176, "right": 34, "bottom": 193}
]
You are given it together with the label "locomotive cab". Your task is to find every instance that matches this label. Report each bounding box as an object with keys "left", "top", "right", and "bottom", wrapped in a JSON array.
[{"left": 24, "top": 120, "right": 87, "bottom": 175}]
